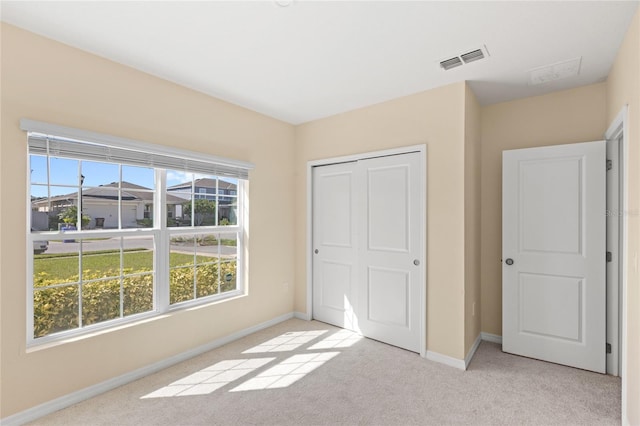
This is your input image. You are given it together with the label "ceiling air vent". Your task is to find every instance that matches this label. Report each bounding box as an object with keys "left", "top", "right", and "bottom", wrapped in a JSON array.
[
  {"left": 440, "top": 57, "right": 463, "bottom": 71},
  {"left": 461, "top": 49, "right": 484, "bottom": 64},
  {"left": 440, "top": 45, "right": 489, "bottom": 71}
]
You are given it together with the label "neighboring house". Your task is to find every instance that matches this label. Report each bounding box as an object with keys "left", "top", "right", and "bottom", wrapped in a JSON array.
[
  {"left": 167, "top": 178, "right": 238, "bottom": 223},
  {"left": 31, "top": 181, "right": 184, "bottom": 229}
]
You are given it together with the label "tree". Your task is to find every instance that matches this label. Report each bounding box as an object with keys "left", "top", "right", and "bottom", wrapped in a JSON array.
[
  {"left": 58, "top": 205, "right": 91, "bottom": 227},
  {"left": 182, "top": 199, "right": 216, "bottom": 226}
]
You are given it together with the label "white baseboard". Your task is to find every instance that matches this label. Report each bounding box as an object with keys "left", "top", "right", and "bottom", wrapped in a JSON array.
[
  {"left": 464, "top": 334, "right": 482, "bottom": 370},
  {"left": 425, "top": 350, "right": 466, "bottom": 370},
  {"left": 480, "top": 332, "right": 502, "bottom": 344},
  {"left": 294, "top": 311, "right": 311, "bottom": 320},
  {"left": 1, "top": 312, "right": 295, "bottom": 426},
  {"left": 426, "top": 333, "right": 492, "bottom": 371}
]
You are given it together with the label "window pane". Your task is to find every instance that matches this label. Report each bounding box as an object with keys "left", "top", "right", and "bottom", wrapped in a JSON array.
[
  {"left": 166, "top": 194, "right": 190, "bottom": 227},
  {"left": 166, "top": 170, "right": 194, "bottom": 228},
  {"left": 123, "top": 237, "right": 154, "bottom": 272},
  {"left": 220, "top": 260, "right": 237, "bottom": 293},
  {"left": 38, "top": 186, "right": 78, "bottom": 230},
  {"left": 122, "top": 235, "right": 154, "bottom": 315},
  {"left": 31, "top": 186, "right": 51, "bottom": 231},
  {"left": 196, "top": 264, "right": 218, "bottom": 298},
  {"left": 122, "top": 178, "right": 155, "bottom": 228},
  {"left": 82, "top": 279, "right": 121, "bottom": 326},
  {"left": 123, "top": 193, "right": 153, "bottom": 229},
  {"left": 121, "top": 201, "right": 139, "bottom": 229},
  {"left": 219, "top": 179, "right": 238, "bottom": 226},
  {"left": 170, "top": 266, "right": 195, "bottom": 305},
  {"left": 80, "top": 161, "right": 119, "bottom": 187},
  {"left": 195, "top": 233, "right": 219, "bottom": 260},
  {"left": 170, "top": 235, "right": 195, "bottom": 267},
  {"left": 30, "top": 183, "right": 48, "bottom": 199},
  {"left": 49, "top": 157, "right": 79, "bottom": 186},
  {"left": 194, "top": 177, "right": 218, "bottom": 227},
  {"left": 166, "top": 171, "right": 194, "bottom": 191},
  {"left": 218, "top": 233, "right": 238, "bottom": 293},
  {"left": 166, "top": 173, "right": 236, "bottom": 228},
  {"left": 169, "top": 233, "right": 195, "bottom": 305},
  {"left": 33, "top": 244, "right": 79, "bottom": 282},
  {"left": 30, "top": 155, "right": 48, "bottom": 184},
  {"left": 123, "top": 274, "right": 154, "bottom": 316},
  {"left": 34, "top": 284, "right": 79, "bottom": 338},
  {"left": 192, "top": 198, "right": 217, "bottom": 227},
  {"left": 177, "top": 200, "right": 189, "bottom": 227},
  {"left": 82, "top": 239, "right": 120, "bottom": 279},
  {"left": 217, "top": 233, "right": 238, "bottom": 260},
  {"left": 122, "top": 165, "right": 155, "bottom": 190},
  {"left": 136, "top": 203, "right": 154, "bottom": 228},
  {"left": 219, "top": 199, "right": 237, "bottom": 226},
  {"left": 81, "top": 188, "right": 118, "bottom": 229}
]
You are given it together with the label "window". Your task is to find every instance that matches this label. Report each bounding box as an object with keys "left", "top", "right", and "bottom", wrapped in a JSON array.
[{"left": 24, "top": 119, "right": 253, "bottom": 344}]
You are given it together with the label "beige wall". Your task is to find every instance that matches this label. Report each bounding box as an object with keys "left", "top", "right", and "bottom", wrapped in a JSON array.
[
  {"left": 479, "top": 83, "right": 608, "bottom": 336},
  {"left": 3, "top": 9, "right": 639, "bottom": 420},
  {"left": 606, "top": 9, "right": 640, "bottom": 425},
  {"left": 294, "top": 82, "right": 468, "bottom": 359},
  {"left": 464, "top": 85, "right": 481, "bottom": 355},
  {"left": 0, "top": 24, "right": 296, "bottom": 417}
]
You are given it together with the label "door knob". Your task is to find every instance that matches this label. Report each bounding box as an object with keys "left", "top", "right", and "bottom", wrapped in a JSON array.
[
  {"left": 505, "top": 258, "right": 514, "bottom": 265},
  {"left": 413, "top": 259, "right": 420, "bottom": 266},
  {"left": 314, "top": 249, "right": 319, "bottom": 254}
]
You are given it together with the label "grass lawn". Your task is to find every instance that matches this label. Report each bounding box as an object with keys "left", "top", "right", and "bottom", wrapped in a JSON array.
[{"left": 34, "top": 249, "right": 219, "bottom": 281}]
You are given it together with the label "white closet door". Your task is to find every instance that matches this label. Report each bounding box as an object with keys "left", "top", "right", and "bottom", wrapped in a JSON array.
[
  {"left": 312, "top": 152, "right": 423, "bottom": 353},
  {"left": 356, "top": 153, "right": 422, "bottom": 353},
  {"left": 312, "top": 162, "right": 358, "bottom": 330}
]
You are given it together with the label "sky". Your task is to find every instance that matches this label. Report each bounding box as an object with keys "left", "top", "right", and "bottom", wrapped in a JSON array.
[{"left": 30, "top": 155, "right": 237, "bottom": 198}]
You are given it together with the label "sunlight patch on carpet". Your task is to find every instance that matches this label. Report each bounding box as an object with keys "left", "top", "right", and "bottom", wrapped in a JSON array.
[
  {"left": 230, "top": 352, "right": 340, "bottom": 392},
  {"left": 242, "top": 330, "right": 328, "bottom": 353},
  {"left": 308, "top": 329, "right": 362, "bottom": 349},
  {"left": 140, "top": 358, "right": 275, "bottom": 398}
]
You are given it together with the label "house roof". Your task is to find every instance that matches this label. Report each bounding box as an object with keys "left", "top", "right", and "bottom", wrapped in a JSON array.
[
  {"left": 167, "top": 178, "right": 237, "bottom": 192},
  {"left": 32, "top": 181, "right": 185, "bottom": 206}
]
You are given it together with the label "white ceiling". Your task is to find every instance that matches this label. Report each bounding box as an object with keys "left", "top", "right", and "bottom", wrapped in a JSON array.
[{"left": 1, "top": 1, "right": 638, "bottom": 124}]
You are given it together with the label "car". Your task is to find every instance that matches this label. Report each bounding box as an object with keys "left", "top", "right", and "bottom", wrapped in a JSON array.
[
  {"left": 31, "top": 229, "right": 49, "bottom": 254},
  {"left": 33, "top": 240, "right": 49, "bottom": 255}
]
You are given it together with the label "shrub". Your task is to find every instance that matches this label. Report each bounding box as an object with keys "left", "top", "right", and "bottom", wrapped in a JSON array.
[
  {"left": 136, "top": 218, "right": 154, "bottom": 228},
  {"left": 58, "top": 205, "right": 91, "bottom": 227},
  {"left": 33, "top": 262, "right": 237, "bottom": 338}
]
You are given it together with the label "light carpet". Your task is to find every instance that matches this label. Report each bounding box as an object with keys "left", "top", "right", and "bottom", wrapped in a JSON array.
[{"left": 29, "top": 319, "right": 621, "bottom": 425}]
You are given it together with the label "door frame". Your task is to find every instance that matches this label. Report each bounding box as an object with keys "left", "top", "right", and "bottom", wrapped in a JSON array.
[
  {"left": 604, "top": 106, "right": 628, "bottom": 416},
  {"left": 306, "top": 144, "right": 427, "bottom": 357}
]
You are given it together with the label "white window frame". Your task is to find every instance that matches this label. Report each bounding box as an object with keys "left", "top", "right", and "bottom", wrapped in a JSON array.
[{"left": 23, "top": 119, "right": 253, "bottom": 346}]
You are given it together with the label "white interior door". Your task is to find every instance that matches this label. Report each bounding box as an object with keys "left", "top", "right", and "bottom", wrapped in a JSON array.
[
  {"left": 356, "top": 154, "right": 422, "bottom": 352},
  {"left": 502, "top": 140, "right": 606, "bottom": 373},
  {"left": 312, "top": 162, "right": 358, "bottom": 330},
  {"left": 312, "top": 151, "right": 423, "bottom": 353}
]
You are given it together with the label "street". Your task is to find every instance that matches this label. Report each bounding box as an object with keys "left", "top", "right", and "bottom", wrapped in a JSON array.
[{"left": 44, "top": 237, "right": 237, "bottom": 258}]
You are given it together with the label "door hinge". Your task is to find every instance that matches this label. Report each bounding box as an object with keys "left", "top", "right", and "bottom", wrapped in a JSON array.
[
  {"left": 607, "top": 251, "right": 612, "bottom": 262},
  {"left": 606, "top": 343, "right": 612, "bottom": 354},
  {"left": 607, "top": 159, "right": 613, "bottom": 171}
]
